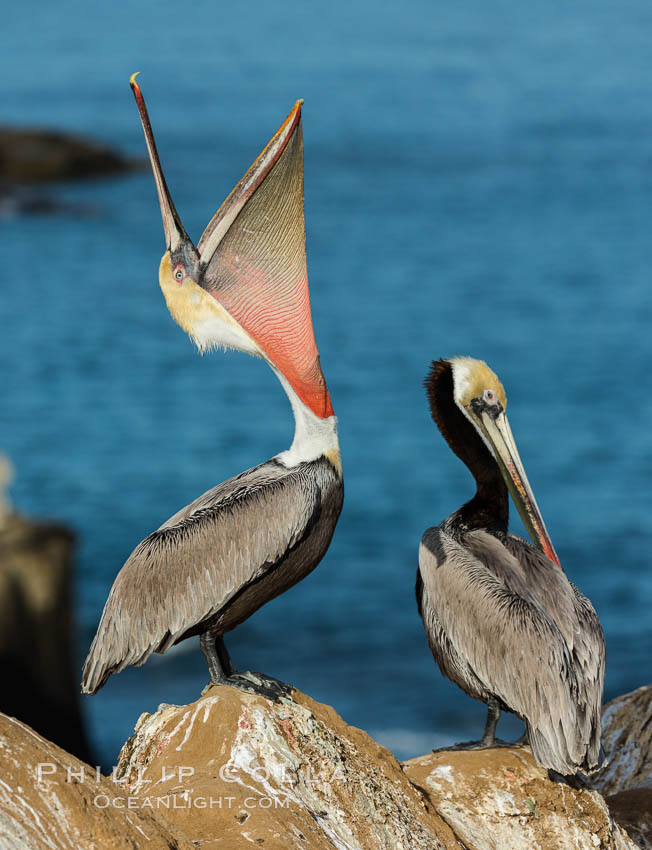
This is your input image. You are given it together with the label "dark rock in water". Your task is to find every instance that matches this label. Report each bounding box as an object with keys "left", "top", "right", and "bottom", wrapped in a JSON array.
[
  {"left": 0, "top": 182, "right": 99, "bottom": 218},
  {"left": 0, "top": 125, "right": 140, "bottom": 217},
  {"left": 0, "top": 507, "right": 92, "bottom": 764},
  {"left": 0, "top": 126, "right": 140, "bottom": 183}
]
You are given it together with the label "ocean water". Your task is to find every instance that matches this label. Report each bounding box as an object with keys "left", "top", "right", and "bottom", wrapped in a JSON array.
[{"left": 2, "top": 0, "right": 651, "bottom": 768}]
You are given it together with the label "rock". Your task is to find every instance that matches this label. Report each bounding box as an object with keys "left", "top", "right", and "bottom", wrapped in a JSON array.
[
  {"left": 114, "top": 683, "right": 639, "bottom": 850},
  {"left": 1, "top": 680, "right": 646, "bottom": 849},
  {"left": 0, "top": 712, "right": 192, "bottom": 850},
  {"left": 116, "top": 685, "right": 455, "bottom": 850},
  {"left": 403, "top": 747, "right": 635, "bottom": 850},
  {"left": 592, "top": 686, "right": 652, "bottom": 849},
  {"left": 0, "top": 127, "right": 138, "bottom": 183},
  {"left": 0, "top": 510, "right": 92, "bottom": 763},
  {"left": 597, "top": 685, "right": 652, "bottom": 796},
  {"left": 0, "top": 184, "right": 98, "bottom": 218},
  {"left": 604, "top": 788, "right": 652, "bottom": 850}
]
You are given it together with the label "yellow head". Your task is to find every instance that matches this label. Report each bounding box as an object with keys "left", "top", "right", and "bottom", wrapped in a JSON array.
[{"left": 449, "top": 356, "right": 507, "bottom": 413}]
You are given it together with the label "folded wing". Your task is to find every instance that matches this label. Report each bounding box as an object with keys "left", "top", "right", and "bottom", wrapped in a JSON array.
[
  {"left": 82, "top": 460, "right": 320, "bottom": 694},
  {"left": 419, "top": 528, "right": 604, "bottom": 773}
]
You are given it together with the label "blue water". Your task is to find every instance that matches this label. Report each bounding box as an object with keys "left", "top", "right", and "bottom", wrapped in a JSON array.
[{"left": 2, "top": 0, "right": 652, "bottom": 768}]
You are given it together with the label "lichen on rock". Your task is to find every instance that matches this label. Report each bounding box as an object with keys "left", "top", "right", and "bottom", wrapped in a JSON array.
[{"left": 115, "top": 685, "right": 452, "bottom": 849}]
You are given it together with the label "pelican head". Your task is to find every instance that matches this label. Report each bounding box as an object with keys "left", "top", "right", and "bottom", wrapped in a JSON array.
[
  {"left": 449, "top": 356, "right": 561, "bottom": 567},
  {"left": 129, "top": 74, "right": 333, "bottom": 420}
]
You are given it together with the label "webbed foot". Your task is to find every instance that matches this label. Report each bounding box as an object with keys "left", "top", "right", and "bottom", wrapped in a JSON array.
[{"left": 202, "top": 671, "right": 291, "bottom": 702}]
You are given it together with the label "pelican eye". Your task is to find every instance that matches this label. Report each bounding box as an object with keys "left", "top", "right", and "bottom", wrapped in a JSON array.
[
  {"left": 173, "top": 264, "right": 185, "bottom": 283},
  {"left": 483, "top": 388, "right": 497, "bottom": 404}
]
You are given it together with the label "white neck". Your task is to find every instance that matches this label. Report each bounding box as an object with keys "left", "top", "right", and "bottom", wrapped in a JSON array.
[{"left": 273, "top": 368, "right": 340, "bottom": 470}]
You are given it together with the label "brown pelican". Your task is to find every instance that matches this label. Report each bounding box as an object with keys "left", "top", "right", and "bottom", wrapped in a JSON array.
[
  {"left": 417, "top": 357, "right": 604, "bottom": 775},
  {"left": 81, "top": 78, "right": 343, "bottom": 697}
]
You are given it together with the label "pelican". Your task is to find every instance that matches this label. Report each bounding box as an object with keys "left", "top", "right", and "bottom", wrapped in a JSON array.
[
  {"left": 417, "top": 357, "right": 604, "bottom": 775},
  {"left": 82, "top": 78, "right": 343, "bottom": 696}
]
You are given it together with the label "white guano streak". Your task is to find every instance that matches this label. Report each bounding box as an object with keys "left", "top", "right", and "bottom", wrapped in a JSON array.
[{"left": 225, "top": 704, "right": 360, "bottom": 850}]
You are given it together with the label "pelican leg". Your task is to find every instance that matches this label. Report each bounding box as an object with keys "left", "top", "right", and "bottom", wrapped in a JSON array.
[
  {"left": 481, "top": 698, "right": 500, "bottom": 746},
  {"left": 434, "top": 698, "right": 517, "bottom": 753},
  {"left": 215, "top": 636, "right": 234, "bottom": 677},
  {"left": 200, "top": 632, "right": 230, "bottom": 686},
  {"left": 200, "top": 632, "right": 291, "bottom": 702}
]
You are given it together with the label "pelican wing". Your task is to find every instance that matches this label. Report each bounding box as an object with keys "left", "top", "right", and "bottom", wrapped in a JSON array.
[
  {"left": 499, "top": 536, "right": 605, "bottom": 769},
  {"left": 418, "top": 527, "right": 605, "bottom": 773},
  {"left": 82, "top": 459, "right": 323, "bottom": 694}
]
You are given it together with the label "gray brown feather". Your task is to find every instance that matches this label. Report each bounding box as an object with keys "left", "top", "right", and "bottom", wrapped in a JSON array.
[
  {"left": 418, "top": 525, "right": 605, "bottom": 774},
  {"left": 82, "top": 457, "right": 342, "bottom": 694}
]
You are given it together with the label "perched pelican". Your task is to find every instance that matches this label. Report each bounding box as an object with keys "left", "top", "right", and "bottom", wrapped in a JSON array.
[
  {"left": 417, "top": 357, "right": 604, "bottom": 775},
  {"left": 82, "top": 79, "right": 343, "bottom": 696}
]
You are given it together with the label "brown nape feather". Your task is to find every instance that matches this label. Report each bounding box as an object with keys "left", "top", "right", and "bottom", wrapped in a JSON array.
[
  {"left": 425, "top": 359, "right": 494, "bottom": 477},
  {"left": 424, "top": 359, "right": 508, "bottom": 533}
]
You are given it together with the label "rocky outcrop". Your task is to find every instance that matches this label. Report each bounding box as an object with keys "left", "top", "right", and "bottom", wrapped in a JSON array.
[
  {"left": 0, "top": 127, "right": 139, "bottom": 217},
  {"left": 597, "top": 686, "right": 652, "bottom": 796},
  {"left": 0, "top": 712, "right": 192, "bottom": 849},
  {"left": 0, "top": 503, "right": 91, "bottom": 763},
  {"left": 594, "top": 686, "right": 652, "bottom": 849},
  {"left": 405, "top": 747, "right": 633, "bottom": 850},
  {"left": 115, "top": 686, "right": 454, "bottom": 849},
  {"left": 605, "top": 790, "right": 652, "bottom": 850},
  {"left": 1, "top": 680, "right": 649, "bottom": 848},
  {"left": 0, "top": 127, "right": 137, "bottom": 183},
  {"left": 112, "top": 684, "right": 636, "bottom": 850}
]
